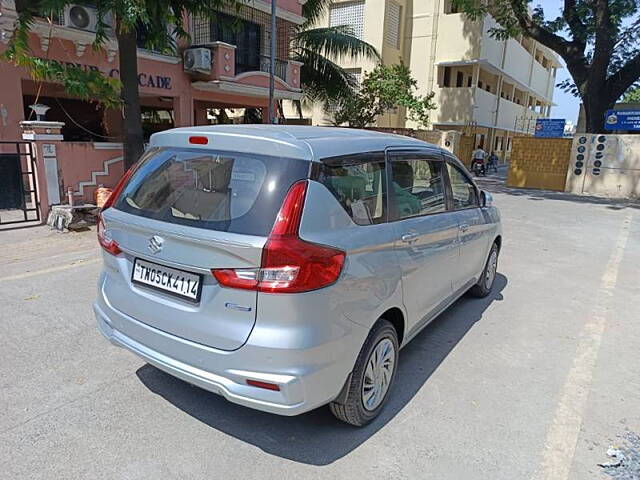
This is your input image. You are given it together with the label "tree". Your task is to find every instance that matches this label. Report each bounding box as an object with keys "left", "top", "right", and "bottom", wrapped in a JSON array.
[
  {"left": 6, "top": 0, "right": 237, "bottom": 169},
  {"left": 291, "top": 0, "right": 380, "bottom": 109},
  {"left": 333, "top": 63, "right": 436, "bottom": 128},
  {"left": 453, "top": 0, "right": 640, "bottom": 133}
]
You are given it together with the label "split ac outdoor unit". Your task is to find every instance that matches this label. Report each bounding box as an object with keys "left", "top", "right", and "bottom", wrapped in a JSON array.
[
  {"left": 62, "top": 5, "right": 102, "bottom": 32},
  {"left": 184, "top": 48, "right": 212, "bottom": 75}
]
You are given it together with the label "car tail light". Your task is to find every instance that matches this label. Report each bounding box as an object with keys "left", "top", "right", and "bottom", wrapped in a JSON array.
[
  {"left": 97, "top": 166, "right": 135, "bottom": 255},
  {"left": 97, "top": 213, "right": 122, "bottom": 256},
  {"left": 212, "top": 180, "right": 345, "bottom": 293}
]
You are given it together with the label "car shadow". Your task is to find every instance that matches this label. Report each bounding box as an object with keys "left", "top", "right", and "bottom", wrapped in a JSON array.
[{"left": 136, "top": 274, "right": 508, "bottom": 466}]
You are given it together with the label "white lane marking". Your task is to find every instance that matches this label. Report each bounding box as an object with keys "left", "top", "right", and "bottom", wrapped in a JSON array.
[
  {"left": 0, "top": 258, "right": 100, "bottom": 282},
  {"left": 535, "top": 212, "right": 633, "bottom": 480}
]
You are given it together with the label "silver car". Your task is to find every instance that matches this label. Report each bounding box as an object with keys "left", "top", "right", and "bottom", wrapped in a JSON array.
[{"left": 94, "top": 126, "right": 501, "bottom": 426}]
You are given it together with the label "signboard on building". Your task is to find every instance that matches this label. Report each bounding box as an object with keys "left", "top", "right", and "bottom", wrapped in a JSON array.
[
  {"left": 534, "top": 118, "right": 566, "bottom": 138},
  {"left": 604, "top": 109, "right": 640, "bottom": 131}
]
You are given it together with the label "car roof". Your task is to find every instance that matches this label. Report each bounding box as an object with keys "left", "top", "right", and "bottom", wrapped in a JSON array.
[{"left": 149, "top": 125, "right": 442, "bottom": 161}]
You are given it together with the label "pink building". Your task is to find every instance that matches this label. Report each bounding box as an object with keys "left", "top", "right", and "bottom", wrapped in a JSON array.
[{"left": 0, "top": 0, "right": 304, "bottom": 223}]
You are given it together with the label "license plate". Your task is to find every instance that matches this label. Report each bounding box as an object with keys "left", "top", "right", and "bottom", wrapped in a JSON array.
[{"left": 132, "top": 258, "right": 202, "bottom": 302}]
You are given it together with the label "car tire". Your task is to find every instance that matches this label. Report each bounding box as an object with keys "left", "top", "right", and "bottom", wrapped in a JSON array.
[
  {"left": 330, "top": 319, "right": 399, "bottom": 427},
  {"left": 469, "top": 242, "right": 499, "bottom": 298}
]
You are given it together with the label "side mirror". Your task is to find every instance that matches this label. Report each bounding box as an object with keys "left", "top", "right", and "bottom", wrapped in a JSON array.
[{"left": 480, "top": 190, "right": 493, "bottom": 207}]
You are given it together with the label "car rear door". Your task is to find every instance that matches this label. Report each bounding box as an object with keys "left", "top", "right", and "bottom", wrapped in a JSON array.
[
  {"left": 388, "top": 150, "right": 459, "bottom": 332},
  {"left": 99, "top": 147, "right": 308, "bottom": 351}
]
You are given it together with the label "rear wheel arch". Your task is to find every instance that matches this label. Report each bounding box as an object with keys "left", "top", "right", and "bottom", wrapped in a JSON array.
[
  {"left": 380, "top": 307, "right": 405, "bottom": 346},
  {"left": 494, "top": 235, "right": 502, "bottom": 251}
]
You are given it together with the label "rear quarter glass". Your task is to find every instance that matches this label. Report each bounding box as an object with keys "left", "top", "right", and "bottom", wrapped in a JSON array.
[{"left": 114, "top": 147, "right": 309, "bottom": 236}]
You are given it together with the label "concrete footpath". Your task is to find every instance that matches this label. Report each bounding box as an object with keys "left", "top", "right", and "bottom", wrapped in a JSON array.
[{"left": 0, "top": 174, "right": 639, "bottom": 479}]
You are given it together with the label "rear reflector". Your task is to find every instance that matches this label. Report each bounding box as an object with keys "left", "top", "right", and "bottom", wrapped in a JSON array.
[
  {"left": 246, "top": 379, "right": 281, "bottom": 391},
  {"left": 189, "top": 136, "right": 208, "bottom": 145},
  {"left": 212, "top": 180, "right": 345, "bottom": 293}
]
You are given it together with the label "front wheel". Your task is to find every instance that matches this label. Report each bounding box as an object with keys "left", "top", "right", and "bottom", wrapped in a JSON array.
[
  {"left": 469, "top": 242, "right": 499, "bottom": 298},
  {"left": 330, "top": 320, "right": 399, "bottom": 427}
]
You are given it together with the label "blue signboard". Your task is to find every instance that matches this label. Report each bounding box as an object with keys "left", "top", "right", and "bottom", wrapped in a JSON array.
[
  {"left": 604, "top": 109, "right": 640, "bottom": 131},
  {"left": 534, "top": 118, "right": 566, "bottom": 137}
]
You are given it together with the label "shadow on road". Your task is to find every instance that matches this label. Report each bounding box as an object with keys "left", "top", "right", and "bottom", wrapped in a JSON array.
[
  {"left": 136, "top": 274, "right": 507, "bottom": 466},
  {"left": 474, "top": 168, "right": 640, "bottom": 210}
]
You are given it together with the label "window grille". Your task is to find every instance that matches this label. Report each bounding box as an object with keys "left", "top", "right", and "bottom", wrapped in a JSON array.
[
  {"left": 329, "top": 1, "right": 365, "bottom": 40},
  {"left": 385, "top": 2, "right": 401, "bottom": 49}
]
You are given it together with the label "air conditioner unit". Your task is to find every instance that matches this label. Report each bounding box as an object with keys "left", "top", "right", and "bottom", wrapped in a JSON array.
[
  {"left": 184, "top": 48, "right": 212, "bottom": 75},
  {"left": 62, "top": 5, "right": 101, "bottom": 32}
]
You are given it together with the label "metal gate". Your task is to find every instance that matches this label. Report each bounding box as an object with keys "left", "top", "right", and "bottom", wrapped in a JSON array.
[{"left": 0, "top": 141, "right": 40, "bottom": 225}]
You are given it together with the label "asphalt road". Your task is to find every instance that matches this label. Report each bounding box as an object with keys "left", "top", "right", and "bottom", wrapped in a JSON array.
[{"left": 1, "top": 174, "right": 639, "bottom": 479}]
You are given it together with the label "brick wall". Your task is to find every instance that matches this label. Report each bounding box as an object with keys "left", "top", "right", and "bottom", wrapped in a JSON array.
[{"left": 507, "top": 137, "right": 572, "bottom": 191}]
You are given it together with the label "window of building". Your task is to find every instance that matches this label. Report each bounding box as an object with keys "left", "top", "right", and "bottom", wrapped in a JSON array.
[
  {"left": 478, "top": 80, "right": 483, "bottom": 89},
  {"left": 456, "top": 71, "right": 464, "bottom": 87},
  {"left": 390, "top": 156, "right": 447, "bottom": 219},
  {"left": 385, "top": 1, "right": 402, "bottom": 49},
  {"left": 315, "top": 153, "right": 386, "bottom": 225},
  {"left": 330, "top": 1, "right": 365, "bottom": 40},
  {"left": 485, "top": 85, "right": 491, "bottom": 93},
  {"left": 494, "top": 136, "right": 503, "bottom": 151},
  {"left": 443, "top": 0, "right": 460, "bottom": 14},
  {"left": 467, "top": 76, "right": 472, "bottom": 87},
  {"left": 443, "top": 66, "right": 452, "bottom": 87},
  {"left": 446, "top": 163, "right": 478, "bottom": 210},
  {"left": 506, "top": 137, "right": 512, "bottom": 151}
]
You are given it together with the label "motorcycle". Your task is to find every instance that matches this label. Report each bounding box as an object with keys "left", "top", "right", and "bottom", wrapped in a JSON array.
[{"left": 471, "top": 159, "right": 486, "bottom": 176}]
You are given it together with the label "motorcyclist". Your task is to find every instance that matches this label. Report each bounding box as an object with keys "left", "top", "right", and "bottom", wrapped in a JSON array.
[{"left": 471, "top": 147, "right": 486, "bottom": 176}]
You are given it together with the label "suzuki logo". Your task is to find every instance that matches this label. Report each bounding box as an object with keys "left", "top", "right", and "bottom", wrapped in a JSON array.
[{"left": 148, "top": 235, "right": 164, "bottom": 254}]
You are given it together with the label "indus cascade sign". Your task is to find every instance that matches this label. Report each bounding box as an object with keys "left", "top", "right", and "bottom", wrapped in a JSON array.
[{"left": 51, "top": 60, "right": 173, "bottom": 90}]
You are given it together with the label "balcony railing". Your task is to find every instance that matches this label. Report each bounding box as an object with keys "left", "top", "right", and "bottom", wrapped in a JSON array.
[{"left": 259, "top": 55, "right": 288, "bottom": 82}]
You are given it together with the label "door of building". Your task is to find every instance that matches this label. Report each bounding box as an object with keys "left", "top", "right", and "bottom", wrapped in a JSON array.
[{"left": 0, "top": 142, "right": 40, "bottom": 225}]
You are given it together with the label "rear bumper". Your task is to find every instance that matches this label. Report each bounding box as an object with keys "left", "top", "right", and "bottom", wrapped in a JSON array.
[{"left": 94, "top": 289, "right": 366, "bottom": 416}]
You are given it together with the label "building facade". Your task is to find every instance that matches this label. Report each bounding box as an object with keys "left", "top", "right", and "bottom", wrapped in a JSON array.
[
  {"left": 298, "top": 0, "right": 561, "bottom": 158},
  {"left": 0, "top": 0, "right": 305, "bottom": 223},
  {"left": 0, "top": 0, "right": 304, "bottom": 142}
]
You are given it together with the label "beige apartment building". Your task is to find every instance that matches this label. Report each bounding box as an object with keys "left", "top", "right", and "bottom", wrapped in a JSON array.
[{"left": 292, "top": 0, "right": 561, "bottom": 157}]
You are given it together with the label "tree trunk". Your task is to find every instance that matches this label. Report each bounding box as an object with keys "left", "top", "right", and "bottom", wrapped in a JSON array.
[
  {"left": 583, "top": 95, "right": 615, "bottom": 134},
  {"left": 116, "top": 17, "right": 144, "bottom": 170}
]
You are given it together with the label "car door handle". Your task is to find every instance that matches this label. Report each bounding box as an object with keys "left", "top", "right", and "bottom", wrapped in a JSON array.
[
  {"left": 459, "top": 223, "right": 469, "bottom": 233},
  {"left": 401, "top": 232, "right": 419, "bottom": 243}
]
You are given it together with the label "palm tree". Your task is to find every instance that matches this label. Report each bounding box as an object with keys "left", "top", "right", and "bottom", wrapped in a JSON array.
[{"left": 290, "top": 0, "right": 380, "bottom": 113}]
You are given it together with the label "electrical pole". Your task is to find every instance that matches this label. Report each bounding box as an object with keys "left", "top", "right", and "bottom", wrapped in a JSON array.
[{"left": 268, "top": 0, "right": 277, "bottom": 124}]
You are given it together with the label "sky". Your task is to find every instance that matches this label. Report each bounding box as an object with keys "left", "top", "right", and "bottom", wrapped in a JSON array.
[{"left": 534, "top": 1, "right": 580, "bottom": 124}]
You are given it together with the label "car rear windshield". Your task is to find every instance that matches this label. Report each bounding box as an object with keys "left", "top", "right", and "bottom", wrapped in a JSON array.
[{"left": 114, "top": 147, "right": 309, "bottom": 236}]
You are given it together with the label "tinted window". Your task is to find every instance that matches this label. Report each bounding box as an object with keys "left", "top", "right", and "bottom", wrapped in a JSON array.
[
  {"left": 446, "top": 163, "right": 479, "bottom": 209},
  {"left": 115, "top": 147, "right": 308, "bottom": 236},
  {"left": 315, "top": 153, "right": 386, "bottom": 225},
  {"left": 390, "top": 155, "right": 446, "bottom": 219}
]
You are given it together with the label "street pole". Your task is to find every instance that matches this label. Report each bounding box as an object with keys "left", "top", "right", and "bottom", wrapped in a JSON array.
[{"left": 268, "top": 0, "right": 277, "bottom": 124}]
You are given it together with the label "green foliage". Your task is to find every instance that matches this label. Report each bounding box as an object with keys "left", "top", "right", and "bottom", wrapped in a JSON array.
[
  {"left": 5, "top": 1, "right": 121, "bottom": 106},
  {"left": 294, "top": 1, "right": 380, "bottom": 105},
  {"left": 333, "top": 63, "right": 436, "bottom": 128},
  {"left": 621, "top": 87, "right": 640, "bottom": 103}
]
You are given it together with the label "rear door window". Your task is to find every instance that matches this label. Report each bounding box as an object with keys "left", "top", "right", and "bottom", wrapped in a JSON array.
[
  {"left": 314, "top": 152, "right": 387, "bottom": 225},
  {"left": 115, "top": 147, "right": 308, "bottom": 236},
  {"left": 389, "top": 153, "right": 447, "bottom": 219}
]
